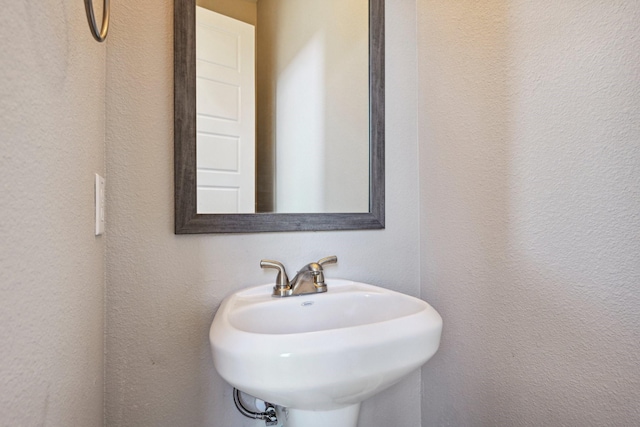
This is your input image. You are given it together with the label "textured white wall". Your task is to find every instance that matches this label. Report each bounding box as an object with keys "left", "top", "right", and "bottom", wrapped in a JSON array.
[
  {"left": 0, "top": 2, "right": 106, "bottom": 426},
  {"left": 418, "top": 1, "right": 640, "bottom": 425},
  {"left": 105, "top": 1, "right": 420, "bottom": 426}
]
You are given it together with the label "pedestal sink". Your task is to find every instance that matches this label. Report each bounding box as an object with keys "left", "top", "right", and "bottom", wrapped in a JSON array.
[{"left": 209, "top": 280, "right": 443, "bottom": 427}]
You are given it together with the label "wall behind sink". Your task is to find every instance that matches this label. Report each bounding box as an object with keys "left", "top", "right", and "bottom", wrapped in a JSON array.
[
  {"left": 105, "top": 0, "right": 420, "bottom": 426},
  {"left": 418, "top": 0, "right": 640, "bottom": 425}
]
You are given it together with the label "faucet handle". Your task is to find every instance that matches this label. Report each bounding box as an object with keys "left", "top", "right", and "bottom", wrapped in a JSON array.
[
  {"left": 317, "top": 256, "right": 337, "bottom": 267},
  {"left": 308, "top": 256, "right": 337, "bottom": 292},
  {"left": 260, "top": 260, "right": 290, "bottom": 294}
]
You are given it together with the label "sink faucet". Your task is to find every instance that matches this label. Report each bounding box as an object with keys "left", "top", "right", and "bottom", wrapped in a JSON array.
[{"left": 260, "top": 256, "right": 337, "bottom": 297}]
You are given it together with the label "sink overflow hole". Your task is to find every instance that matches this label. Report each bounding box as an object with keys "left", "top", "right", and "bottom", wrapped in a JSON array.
[{"left": 301, "top": 301, "right": 314, "bottom": 307}]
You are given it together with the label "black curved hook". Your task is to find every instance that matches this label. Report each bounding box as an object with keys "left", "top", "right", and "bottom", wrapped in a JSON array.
[{"left": 84, "top": 0, "right": 110, "bottom": 42}]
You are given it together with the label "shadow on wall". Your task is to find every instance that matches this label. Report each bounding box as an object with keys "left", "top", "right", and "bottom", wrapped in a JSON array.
[
  {"left": 419, "top": 0, "right": 513, "bottom": 422},
  {"left": 420, "top": 0, "right": 640, "bottom": 425}
]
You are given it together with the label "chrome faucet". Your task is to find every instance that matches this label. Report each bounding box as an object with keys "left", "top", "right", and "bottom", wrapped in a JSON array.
[{"left": 260, "top": 256, "right": 337, "bottom": 297}]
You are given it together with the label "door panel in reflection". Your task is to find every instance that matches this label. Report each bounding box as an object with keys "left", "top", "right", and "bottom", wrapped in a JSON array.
[{"left": 196, "top": 6, "right": 256, "bottom": 213}]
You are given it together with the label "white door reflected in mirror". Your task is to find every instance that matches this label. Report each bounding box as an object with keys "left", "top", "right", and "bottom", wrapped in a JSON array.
[
  {"left": 196, "top": 7, "right": 256, "bottom": 213},
  {"left": 195, "top": 0, "right": 370, "bottom": 214}
]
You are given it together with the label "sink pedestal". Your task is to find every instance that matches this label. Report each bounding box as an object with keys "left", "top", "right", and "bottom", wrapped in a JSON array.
[{"left": 277, "top": 404, "right": 361, "bottom": 427}]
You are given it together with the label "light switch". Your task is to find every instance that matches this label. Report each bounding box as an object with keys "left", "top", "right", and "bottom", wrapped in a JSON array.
[{"left": 95, "top": 173, "right": 105, "bottom": 236}]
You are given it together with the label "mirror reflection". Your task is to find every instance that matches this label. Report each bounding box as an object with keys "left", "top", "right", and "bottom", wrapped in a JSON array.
[{"left": 195, "top": 0, "right": 370, "bottom": 214}]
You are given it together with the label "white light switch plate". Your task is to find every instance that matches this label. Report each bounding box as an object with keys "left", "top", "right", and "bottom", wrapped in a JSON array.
[{"left": 95, "top": 173, "right": 105, "bottom": 236}]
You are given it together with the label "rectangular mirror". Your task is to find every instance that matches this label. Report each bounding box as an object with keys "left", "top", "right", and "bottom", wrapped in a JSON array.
[{"left": 175, "top": 0, "right": 384, "bottom": 233}]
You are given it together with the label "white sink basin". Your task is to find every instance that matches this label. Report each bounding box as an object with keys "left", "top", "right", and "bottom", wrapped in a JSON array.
[{"left": 209, "top": 279, "right": 442, "bottom": 427}]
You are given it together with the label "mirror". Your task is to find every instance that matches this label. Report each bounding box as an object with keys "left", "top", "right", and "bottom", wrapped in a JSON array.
[{"left": 175, "top": 0, "right": 384, "bottom": 233}]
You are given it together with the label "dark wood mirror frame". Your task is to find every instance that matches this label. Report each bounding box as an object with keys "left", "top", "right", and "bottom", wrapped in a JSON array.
[{"left": 174, "top": 0, "right": 384, "bottom": 233}]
